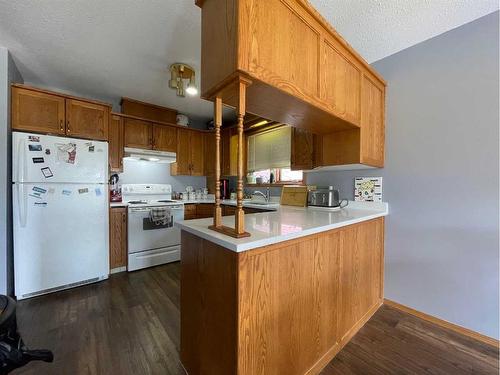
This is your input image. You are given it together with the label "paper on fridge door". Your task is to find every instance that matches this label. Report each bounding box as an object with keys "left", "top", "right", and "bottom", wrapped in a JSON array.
[{"left": 55, "top": 142, "right": 77, "bottom": 164}]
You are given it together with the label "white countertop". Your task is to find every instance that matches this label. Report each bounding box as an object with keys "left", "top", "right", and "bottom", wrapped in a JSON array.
[
  {"left": 175, "top": 201, "right": 388, "bottom": 252},
  {"left": 109, "top": 198, "right": 280, "bottom": 210}
]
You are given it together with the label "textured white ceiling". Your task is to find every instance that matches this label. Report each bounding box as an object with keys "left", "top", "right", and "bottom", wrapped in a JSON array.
[{"left": 0, "top": 0, "right": 497, "bottom": 123}]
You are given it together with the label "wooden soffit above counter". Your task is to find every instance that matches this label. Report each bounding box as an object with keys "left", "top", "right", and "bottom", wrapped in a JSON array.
[{"left": 196, "top": 0, "right": 386, "bottom": 135}]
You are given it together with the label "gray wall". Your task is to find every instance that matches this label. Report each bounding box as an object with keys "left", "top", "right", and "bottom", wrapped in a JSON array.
[
  {"left": 0, "top": 47, "right": 23, "bottom": 295},
  {"left": 118, "top": 159, "right": 206, "bottom": 194},
  {"left": 306, "top": 12, "right": 499, "bottom": 339}
]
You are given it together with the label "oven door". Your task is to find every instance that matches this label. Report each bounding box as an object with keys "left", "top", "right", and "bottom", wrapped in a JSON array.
[{"left": 127, "top": 205, "right": 184, "bottom": 254}]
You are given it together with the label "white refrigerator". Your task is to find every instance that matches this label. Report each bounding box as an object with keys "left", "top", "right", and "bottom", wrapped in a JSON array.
[{"left": 12, "top": 131, "right": 109, "bottom": 299}]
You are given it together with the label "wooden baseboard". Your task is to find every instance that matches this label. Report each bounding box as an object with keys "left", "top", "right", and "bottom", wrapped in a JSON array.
[
  {"left": 384, "top": 299, "right": 499, "bottom": 349},
  {"left": 305, "top": 301, "right": 383, "bottom": 375}
]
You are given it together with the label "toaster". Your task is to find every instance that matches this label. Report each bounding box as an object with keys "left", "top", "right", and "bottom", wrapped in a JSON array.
[{"left": 308, "top": 186, "right": 340, "bottom": 207}]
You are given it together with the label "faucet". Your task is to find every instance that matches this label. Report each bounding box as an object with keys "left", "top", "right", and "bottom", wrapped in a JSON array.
[{"left": 253, "top": 187, "right": 270, "bottom": 203}]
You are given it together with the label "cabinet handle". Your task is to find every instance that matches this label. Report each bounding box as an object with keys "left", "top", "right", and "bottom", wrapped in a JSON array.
[
  {"left": 67, "top": 121, "right": 71, "bottom": 133},
  {"left": 122, "top": 213, "right": 126, "bottom": 223},
  {"left": 59, "top": 120, "right": 64, "bottom": 132}
]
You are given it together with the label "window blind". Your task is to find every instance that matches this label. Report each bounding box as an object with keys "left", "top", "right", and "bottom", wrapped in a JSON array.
[{"left": 247, "top": 126, "right": 291, "bottom": 172}]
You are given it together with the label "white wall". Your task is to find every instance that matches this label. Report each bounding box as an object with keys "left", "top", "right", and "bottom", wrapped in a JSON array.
[
  {"left": 118, "top": 158, "right": 206, "bottom": 193},
  {"left": 306, "top": 12, "right": 499, "bottom": 339},
  {"left": 0, "top": 47, "right": 23, "bottom": 295}
]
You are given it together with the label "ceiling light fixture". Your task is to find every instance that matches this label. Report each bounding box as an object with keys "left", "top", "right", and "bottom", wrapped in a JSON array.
[{"left": 169, "top": 63, "right": 198, "bottom": 97}]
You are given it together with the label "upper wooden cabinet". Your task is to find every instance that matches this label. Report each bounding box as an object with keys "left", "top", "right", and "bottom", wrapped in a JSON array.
[
  {"left": 123, "top": 118, "right": 178, "bottom": 152},
  {"left": 66, "top": 99, "right": 108, "bottom": 140},
  {"left": 291, "top": 127, "right": 314, "bottom": 170},
  {"left": 121, "top": 97, "right": 177, "bottom": 124},
  {"left": 197, "top": 0, "right": 386, "bottom": 167},
  {"left": 123, "top": 118, "right": 152, "bottom": 149},
  {"left": 11, "top": 85, "right": 111, "bottom": 141},
  {"left": 109, "top": 114, "right": 124, "bottom": 172},
  {"left": 11, "top": 86, "right": 65, "bottom": 135},
  {"left": 171, "top": 128, "right": 205, "bottom": 176},
  {"left": 153, "top": 124, "right": 177, "bottom": 152}
]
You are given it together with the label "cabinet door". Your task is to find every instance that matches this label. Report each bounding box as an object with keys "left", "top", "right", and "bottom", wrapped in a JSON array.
[
  {"left": 176, "top": 128, "right": 192, "bottom": 175},
  {"left": 360, "top": 76, "right": 385, "bottom": 167},
  {"left": 320, "top": 38, "right": 361, "bottom": 125},
  {"left": 291, "top": 127, "right": 314, "bottom": 170},
  {"left": 11, "top": 86, "right": 66, "bottom": 135},
  {"left": 109, "top": 207, "right": 127, "bottom": 270},
  {"left": 204, "top": 132, "right": 216, "bottom": 177},
  {"left": 196, "top": 203, "right": 214, "bottom": 219},
  {"left": 153, "top": 124, "right": 177, "bottom": 152},
  {"left": 123, "top": 118, "right": 152, "bottom": 149},
  {"left": 184, "top": 204, "right": 197, "bottom": 220},
  {"left": 66, "top": 99, "right": 109, "bottom": 140},
  {"left": 190, "top": 131, "right": 205, "bottom": 176},
  {"left": 338, "top": 218, "right": 384, "bottom": 340},
  {"left": 109, "top": 114, "right": 124, "bottom": 172}
]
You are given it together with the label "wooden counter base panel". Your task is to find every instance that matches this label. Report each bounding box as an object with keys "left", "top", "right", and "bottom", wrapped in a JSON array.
[{"left": 181, "top": 218, "right": 384, "bottom": 375}]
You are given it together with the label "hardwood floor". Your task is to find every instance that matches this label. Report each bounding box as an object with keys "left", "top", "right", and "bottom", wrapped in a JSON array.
[{"left": 12, "top": 262, "right": 498, "bottom": 375}]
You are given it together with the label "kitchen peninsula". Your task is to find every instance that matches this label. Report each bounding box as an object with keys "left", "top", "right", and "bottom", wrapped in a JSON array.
[{"left": 177, "top": 202, "right": 388, "bottom": 374}]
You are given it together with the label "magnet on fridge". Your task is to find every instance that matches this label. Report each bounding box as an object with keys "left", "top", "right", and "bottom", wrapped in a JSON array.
[
  {"left": 34, "top": 202, "right": 47, "bottom": 207},
  {"left": 28, "top": 136, "right": 40, "bottom": 142},
  {"left": 45, "top": 149, "right": 51, "bottom": 155},
  {"left": 95, "top": 187, "right": 101, "bottom": 196},
  {"left": 88, "top": 145, "right": 95, "bottom": 152},
  {"left": 28, "top": 193, "right": 42, "bottom": 199},
  {"left": 28, "top": 144, "right": 42, "bottom": 151},
  {"left": 62, "top": 190, "right": 72, "bottom": 196},
  {"left": 32, "top": 186, "right": 47, "bottom": 194},
  {"left": 41, "top": 167, "right": 53, "bottom": 178},
  {"left": 78, "top": 188, "right": 89, "bottom": 194},
  {"left": 32, "top": 157, "right": 44, "bottom": 164}
]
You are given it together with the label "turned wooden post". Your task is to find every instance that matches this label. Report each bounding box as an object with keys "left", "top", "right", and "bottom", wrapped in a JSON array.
[
  {"left": 235, "top": 81, "right": 247, "bottom": 234},
  {"left": 213, "top": 96, "right": 223, "bottom": 228}
]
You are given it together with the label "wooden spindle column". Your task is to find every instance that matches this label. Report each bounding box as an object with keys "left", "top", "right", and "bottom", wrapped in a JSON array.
[
  {"left": 213, "top": 96, "right": 223, "bottom": 228},
  {"left": 208, "top": 76, "right": 250, "bottom": 238}
]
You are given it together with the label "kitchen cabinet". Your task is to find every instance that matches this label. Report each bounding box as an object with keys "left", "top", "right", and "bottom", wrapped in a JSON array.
[
  {"left": 184, "top": 204, "right": 197, "bottom": 220},
  {"left": 181, "top": 217, "right": 384, "bottom": 375},
  {"left": 290, "top": 127, "right": 314, "bottom": 170},
  {"left": 121, "top": 97, "right": 177, "bottom": 124},
  {"left": 123, "top": 118, "right": 152, "bottom": 149},
  {"left": 196, "top": 203, "right": 214, "bottom": 219},
  {"left": 11, "top": 85, "right": 111, "bottom": 141},
  {"left": 172, "top": 129, "right": 205, "bottom": 176},
  {"left": 65, "top": 99, "right": 109, "bottom": 140},
  {"left": 221, "top": 128, "right": 246, "bottom": 177},
  {"left": 153, "top": 124, "right": 177, "bottom": 152},
  {"left": 11, "top": 86, "right": 66, "bottom": 135},
  {"left": 123, "top": 118, "right": 179, "bottom": 152},
  {"left": 197, "top": 0, "right": 386, "bottom": 167},
  {"left": 109, "top": 207, "right": 127, "bottom": 271},
  {"left": 204, "top": 132, "right": 216, "bottom": 176},
  {"left": 109, "top": 114, "right": 124, "bottom": 172}
]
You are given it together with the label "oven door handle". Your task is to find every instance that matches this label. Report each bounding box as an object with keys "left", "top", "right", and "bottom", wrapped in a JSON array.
[{"left": 129, "top": 207, "right": 152, "bottom": 213}]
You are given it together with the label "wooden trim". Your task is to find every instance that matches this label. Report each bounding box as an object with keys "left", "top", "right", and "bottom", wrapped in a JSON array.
[
  {"left": 245, "top": 182, "right": 304, "bottom": 187},
  {"left": 119, "top": 96, "right": 177, "bottom": 112},
  {"left": 11, "top": 83, "right": 112, "bottom": 107},
  {"left": 384, "top": 299, "right": 500, "bottom": 348}
]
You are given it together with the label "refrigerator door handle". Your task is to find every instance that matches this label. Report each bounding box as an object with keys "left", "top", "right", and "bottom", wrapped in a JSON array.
[
  {"left": 17, "top": 183, "right": 27, "bottom": 228},
  {"left": 17, "top": 136, "right": 26, "bottom": 183}
]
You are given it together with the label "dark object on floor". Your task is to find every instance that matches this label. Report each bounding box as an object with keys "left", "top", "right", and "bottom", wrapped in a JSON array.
[{"left": 0, "top": 295, "right": 53, "bottom": 374}]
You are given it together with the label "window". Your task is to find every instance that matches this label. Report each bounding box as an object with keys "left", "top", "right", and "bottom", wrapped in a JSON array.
[{"left": 247, "top": 168, "right": 303, "bottom": 185}]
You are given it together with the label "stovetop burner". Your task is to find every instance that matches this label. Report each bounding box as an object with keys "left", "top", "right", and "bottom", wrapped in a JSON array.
[{"left": 127, "top": 200, "right": 148, "bottom": 204}]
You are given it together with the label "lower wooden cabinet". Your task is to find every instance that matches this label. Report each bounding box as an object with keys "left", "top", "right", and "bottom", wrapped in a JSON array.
[
  {"left": 109, "top": 207, "right": 127, "bottom": 271},
  {"left": 184, "top": 204, "right": 197, "bottom": 220}
]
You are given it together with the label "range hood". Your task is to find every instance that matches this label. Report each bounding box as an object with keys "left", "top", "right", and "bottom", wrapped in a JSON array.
[{"left": 123, "top": 147, "right": 176, "bottom": 163}]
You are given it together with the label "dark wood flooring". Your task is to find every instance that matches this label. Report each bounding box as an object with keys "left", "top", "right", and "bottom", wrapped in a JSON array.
[{"left": 12, "top": 262, "right": 499, "bottom": 375}]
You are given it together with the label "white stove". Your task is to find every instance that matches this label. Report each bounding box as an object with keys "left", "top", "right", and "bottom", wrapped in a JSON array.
[{"left": 122, "top": 184, "right": 184, "bottom": 271}]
